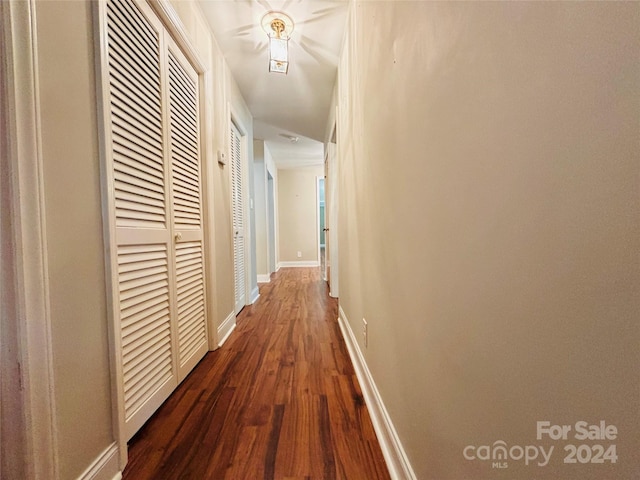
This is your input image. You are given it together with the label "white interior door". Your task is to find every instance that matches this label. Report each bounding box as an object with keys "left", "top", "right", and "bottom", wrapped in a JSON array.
[
  {"left": 230, "top": 122, "right": 246, "bottom": 314},
  {"left": 102, "top": 0, "right": 207, "bottom": 440}
]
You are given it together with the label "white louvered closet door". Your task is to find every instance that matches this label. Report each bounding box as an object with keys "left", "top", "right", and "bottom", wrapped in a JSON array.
[
  {"left": 106, "top": 0, "right": 176, "bottom": 440},
  {"left": 103, "top": 0, "right": 207, "bottom": 440},
  {"left": 166, "top": 42, "right": 208, "bottom": 380},
  {"left": 230, "top": 123, "right": 246, "bottom": 314}
]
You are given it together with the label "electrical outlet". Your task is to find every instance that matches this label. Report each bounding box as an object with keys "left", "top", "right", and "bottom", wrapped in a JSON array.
[
  {"left": 363, "top": 318, "right": 368, "bottom": 348},
  {"left": 297, "top": 251, "right": 302, "bottom": 258}
]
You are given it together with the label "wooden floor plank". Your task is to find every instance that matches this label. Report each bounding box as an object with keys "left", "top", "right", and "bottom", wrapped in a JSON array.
[{"left": 122, "top": 267, "right": 390, "bottom": 479}]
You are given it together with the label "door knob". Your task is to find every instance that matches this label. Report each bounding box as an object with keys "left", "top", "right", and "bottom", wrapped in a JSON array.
[{"left": 175, "top": 232, "right": 182, "bottom": 241}]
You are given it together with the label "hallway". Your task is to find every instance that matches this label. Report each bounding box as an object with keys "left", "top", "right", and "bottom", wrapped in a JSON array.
[
  {"left": 121, "top": 268, "right": 390, "bottom": 479},
  {"left": 4, "top": 1, "right": 639, "bottom": 478}
]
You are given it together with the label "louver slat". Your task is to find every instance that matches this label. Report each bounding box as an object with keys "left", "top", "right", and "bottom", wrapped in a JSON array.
[
  {"left": 168, "top": 51, "right": 201, "bottom": 229},
  {"left": 175, "top": 242, "right": 206, "bottom": 367},
  {"left": 113, "top": 143, "right": 164, "bottom": 184},
  {"left": 107, "top": 2, "right": 160, "bottom": 73},
  {"left": 107, "top": 0, "right": 165, "bottom": 229},
  {"left": 117, "top": 243, "right": 172, "bottom": 420}
]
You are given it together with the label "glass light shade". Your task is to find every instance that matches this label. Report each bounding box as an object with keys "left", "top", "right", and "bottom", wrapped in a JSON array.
[{"left": 269, "top": 36, "right": 289, "bottom": 74}]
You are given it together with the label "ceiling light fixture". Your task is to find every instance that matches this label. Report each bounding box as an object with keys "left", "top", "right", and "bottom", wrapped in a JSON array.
[{"left": 261, "top": 12, "right": 294, "bottom": 74}]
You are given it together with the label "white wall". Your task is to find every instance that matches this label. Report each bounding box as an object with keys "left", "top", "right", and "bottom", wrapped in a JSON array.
[{"left": 336, "top": 2, "right": 640, "bottom": 479}]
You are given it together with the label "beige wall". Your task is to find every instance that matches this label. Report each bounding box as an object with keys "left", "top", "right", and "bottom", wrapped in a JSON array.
[
  {"left": 35, "top": 2, "right": 113, "bottom": 478},
  {"left": 278, "top": 166, "right": 324, "bottom": 264},
  {"left": 337, "top": 2, "right": 640, "bottom": 479}
]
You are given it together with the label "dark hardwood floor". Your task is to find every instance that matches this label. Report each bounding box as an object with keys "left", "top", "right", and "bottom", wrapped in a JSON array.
[{"left": 122, "top": 267, "right": 391, "bottom": 480}]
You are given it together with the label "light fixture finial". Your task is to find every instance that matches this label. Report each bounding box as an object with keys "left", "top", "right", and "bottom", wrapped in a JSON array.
[{"left": 271, "top": 19, "right": 285, "bottom": 39}]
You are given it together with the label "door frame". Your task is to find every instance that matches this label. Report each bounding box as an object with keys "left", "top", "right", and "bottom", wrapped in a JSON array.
[
  {"left": 1, "top": 1, "right": 59, "bottom": 477},
  {"left": 267, "top": 170, "right": 277, "bottom": 275},
  {"left": 326, "top": 121, "right": 339, "bottom": 297}
]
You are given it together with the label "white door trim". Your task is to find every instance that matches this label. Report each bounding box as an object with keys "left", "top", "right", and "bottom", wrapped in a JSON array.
[
  {"left": 326, "top": 130, "right": 339, "bottom": 298},
  {"left": 1, "top": 1, "right": 59, "bottom": 477},
  {"left": 266, "top": 170, "right": 277, "bottom": 275}
]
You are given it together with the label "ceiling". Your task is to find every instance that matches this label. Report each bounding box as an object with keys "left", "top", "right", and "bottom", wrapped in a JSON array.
[{"left": 198, "top": 0, "right": 348, "bottom": 168}]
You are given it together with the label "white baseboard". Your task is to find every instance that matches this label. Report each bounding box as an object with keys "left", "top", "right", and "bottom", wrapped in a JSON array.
[
  {"left": 217, "top": 311, "right": 236, "bottom": 347},
  {"left": 277, "top": 261, "right": 320, "bottom": 268},
  {"left": 250, "top": 286, "right": 260, "bottom": 304},
  {"left": 76, "top": 442, "right": 121, "bottom": 480},
  {"left": 338, "top": 307, "right": 417, "bottom": 480},
  {"left": 275, "top": 264, "right": 281, "bottom": 272},
  {"left": 257, "top": 274, "right": 271, "bottom": 283}
]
